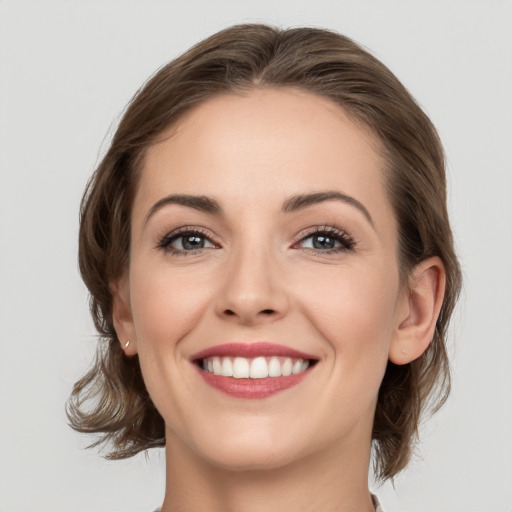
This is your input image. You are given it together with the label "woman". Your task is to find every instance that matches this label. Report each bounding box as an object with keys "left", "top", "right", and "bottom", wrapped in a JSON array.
[{"left": 67, "top": 24, "right": 461, "bottom": 511}]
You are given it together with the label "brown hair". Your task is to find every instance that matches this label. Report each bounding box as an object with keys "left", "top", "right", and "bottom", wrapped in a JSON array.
[{"left": 66, "top": 23, "right": 462, "bottom": 481}]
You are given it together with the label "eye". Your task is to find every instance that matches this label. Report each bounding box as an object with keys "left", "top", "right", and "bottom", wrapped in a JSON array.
[
  {"left": 297, "top": 227, "right": 355, "bottom": 253},
  {"left": 158, "top": 228, "right": 217, "bottom": 255}
]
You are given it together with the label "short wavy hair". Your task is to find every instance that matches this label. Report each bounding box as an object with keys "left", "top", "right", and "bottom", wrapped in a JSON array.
[{"left": 66, "top": 23, "right": 462, "bottom": 481}]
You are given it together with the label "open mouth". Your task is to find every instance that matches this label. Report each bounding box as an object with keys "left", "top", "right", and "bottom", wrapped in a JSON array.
[{"left": 195, "top": 356, "right": 318, "bottom": 379}]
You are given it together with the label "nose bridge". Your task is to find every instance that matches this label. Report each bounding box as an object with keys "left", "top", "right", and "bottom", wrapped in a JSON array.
[{"left": 216, "top": 234, "right": 288, "bottom": 323}]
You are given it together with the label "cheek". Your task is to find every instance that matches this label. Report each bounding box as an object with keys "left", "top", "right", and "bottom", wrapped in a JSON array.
[
  {"left": 127, "top": 265, "right": 215, "bottom": 420},
  {"left": 298, "top": 262, "right": 399, "bottom": 370},
  {"left": 130, "top": 265, "right": 212, "bottom": 354}
]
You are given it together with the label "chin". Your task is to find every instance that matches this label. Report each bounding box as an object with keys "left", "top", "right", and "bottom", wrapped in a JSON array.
[{"left": 190, "top": 427, "right": 309, "bottom": 472}]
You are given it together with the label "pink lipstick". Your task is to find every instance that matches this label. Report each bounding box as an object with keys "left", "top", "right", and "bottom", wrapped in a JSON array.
[
  {"left": 191, "top": 342, "right": 317, "bottom": 361},
  {"left": 191, "top": 342, "right": 318, "bottom": 399}
]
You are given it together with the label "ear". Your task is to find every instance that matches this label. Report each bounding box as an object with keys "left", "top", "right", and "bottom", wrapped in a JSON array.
[
  {"left": 111, "top": 275, "right": 138, "bottom": 356},
  {"left": 389, "top": 256, "right": 446, "bottom": 365}
]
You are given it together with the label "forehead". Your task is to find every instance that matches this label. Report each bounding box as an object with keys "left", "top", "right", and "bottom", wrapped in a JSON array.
[
  {"left": 161, "top": 87, "right": 383, "bottom": 165},
  {"left": 135, "top": 88, "right": 393, "bottom": 232}
]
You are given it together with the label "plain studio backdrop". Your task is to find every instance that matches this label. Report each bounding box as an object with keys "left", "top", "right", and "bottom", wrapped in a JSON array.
[{"left": 0, "top": 1, "right": 511, "bottom": 511}]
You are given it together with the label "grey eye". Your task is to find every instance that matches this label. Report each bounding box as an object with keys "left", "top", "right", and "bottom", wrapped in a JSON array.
[
  {"left": 301, "top": 233, "right": 341, "bottom": 250},
  {"left": 171, "top": 234, "right": 215, "bottom": 251}
]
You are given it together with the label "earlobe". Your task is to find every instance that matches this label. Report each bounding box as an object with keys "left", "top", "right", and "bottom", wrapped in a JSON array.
[
  {"left": 111, "top": 276, "right": 137, "bottom": 356},
  {"left": 389, "top": 257, "right": 446, "bottom": 365}
]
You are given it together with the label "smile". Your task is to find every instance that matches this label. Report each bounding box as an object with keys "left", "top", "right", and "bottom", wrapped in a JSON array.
[
  {"left": 200, "top": 356, "right": 311, "bottom": 378},
  {"left": 191, "top": 343, "right": 319, "bottom": 399}
]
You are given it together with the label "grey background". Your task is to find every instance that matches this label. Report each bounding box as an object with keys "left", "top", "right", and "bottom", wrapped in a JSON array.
[{"left": 1, "top": 1, "right": 511, "bottom": 511}]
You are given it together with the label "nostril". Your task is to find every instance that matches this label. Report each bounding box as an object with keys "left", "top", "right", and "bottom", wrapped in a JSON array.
[{"left": 221, "top": 307, "right": 278, "bottom": 320}]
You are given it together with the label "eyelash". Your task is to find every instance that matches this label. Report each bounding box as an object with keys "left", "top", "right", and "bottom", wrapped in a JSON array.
[
  {"left": 157, "top": 225, "right": 355, "bottom": 256},
  {"left": 157, "top": 226, "right": 216, "bottom": 256},
  {"left": 295, "top": 226, "right": 355, "bottom": 254}
]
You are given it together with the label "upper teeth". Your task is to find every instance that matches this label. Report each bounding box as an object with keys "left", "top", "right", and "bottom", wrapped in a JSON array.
[{"left": 202, "top": 356, "right": 310, "bottom": 379}]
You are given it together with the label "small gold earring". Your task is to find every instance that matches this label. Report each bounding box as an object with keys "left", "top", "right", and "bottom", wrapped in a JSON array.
[{"left": 124, "top": 340, "right": 130, "bottom": 349}]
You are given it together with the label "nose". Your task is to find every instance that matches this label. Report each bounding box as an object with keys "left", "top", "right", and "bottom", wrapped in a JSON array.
[{"left": 215, "top": 244, "right": 289, "bottom": 326}]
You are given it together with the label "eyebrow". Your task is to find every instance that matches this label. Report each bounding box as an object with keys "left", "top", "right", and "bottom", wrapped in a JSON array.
[
  {"left": 144, "top": 194, "right": 223, "bottom": 225},
  {"left": 282, "top": 191, "right": 374, "bottom": 226},
  {"left": 144, "top": 190, "right": 373, "bottom": 227}
]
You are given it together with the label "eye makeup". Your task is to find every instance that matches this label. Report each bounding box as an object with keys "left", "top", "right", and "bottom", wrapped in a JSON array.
[
  {"left": 156, "top": 226, "right": 218, "bottom": 256},
  {"left": 293, "top": 226, "right": 355, "bottom": 254},
  {"left": 155, "top": 223, "right": 356, "bottom": 257}
]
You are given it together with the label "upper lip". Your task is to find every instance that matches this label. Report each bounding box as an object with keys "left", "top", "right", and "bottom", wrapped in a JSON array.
[{"left": 190, "top": 342, "right": 318, "bottom": 361}]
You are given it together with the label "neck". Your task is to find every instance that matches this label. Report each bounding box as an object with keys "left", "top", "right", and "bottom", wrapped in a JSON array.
[{"left": 160, "top": 427, "right": 375, "bottom": 512}]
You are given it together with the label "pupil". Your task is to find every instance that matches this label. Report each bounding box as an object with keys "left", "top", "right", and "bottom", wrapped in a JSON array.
[
  {"left": 183, "top": 235, "right": 204, "bottom": 250},
  {"left": 313, "top": 235, "right": 334, "bottom": 249}
]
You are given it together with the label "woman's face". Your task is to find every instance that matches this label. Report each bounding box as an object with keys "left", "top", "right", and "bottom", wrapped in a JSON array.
[{"left": 116, "top": 88, "right": 410, "bottom": 470}]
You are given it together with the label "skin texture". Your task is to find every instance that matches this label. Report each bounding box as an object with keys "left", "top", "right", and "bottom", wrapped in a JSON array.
[{"left": 113, "top": 88, "right": 445, "bottom": 512}]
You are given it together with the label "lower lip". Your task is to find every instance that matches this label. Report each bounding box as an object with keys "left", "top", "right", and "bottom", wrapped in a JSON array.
[{"left": 196, "top": 367, "right": 312, "bottom": 399}]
